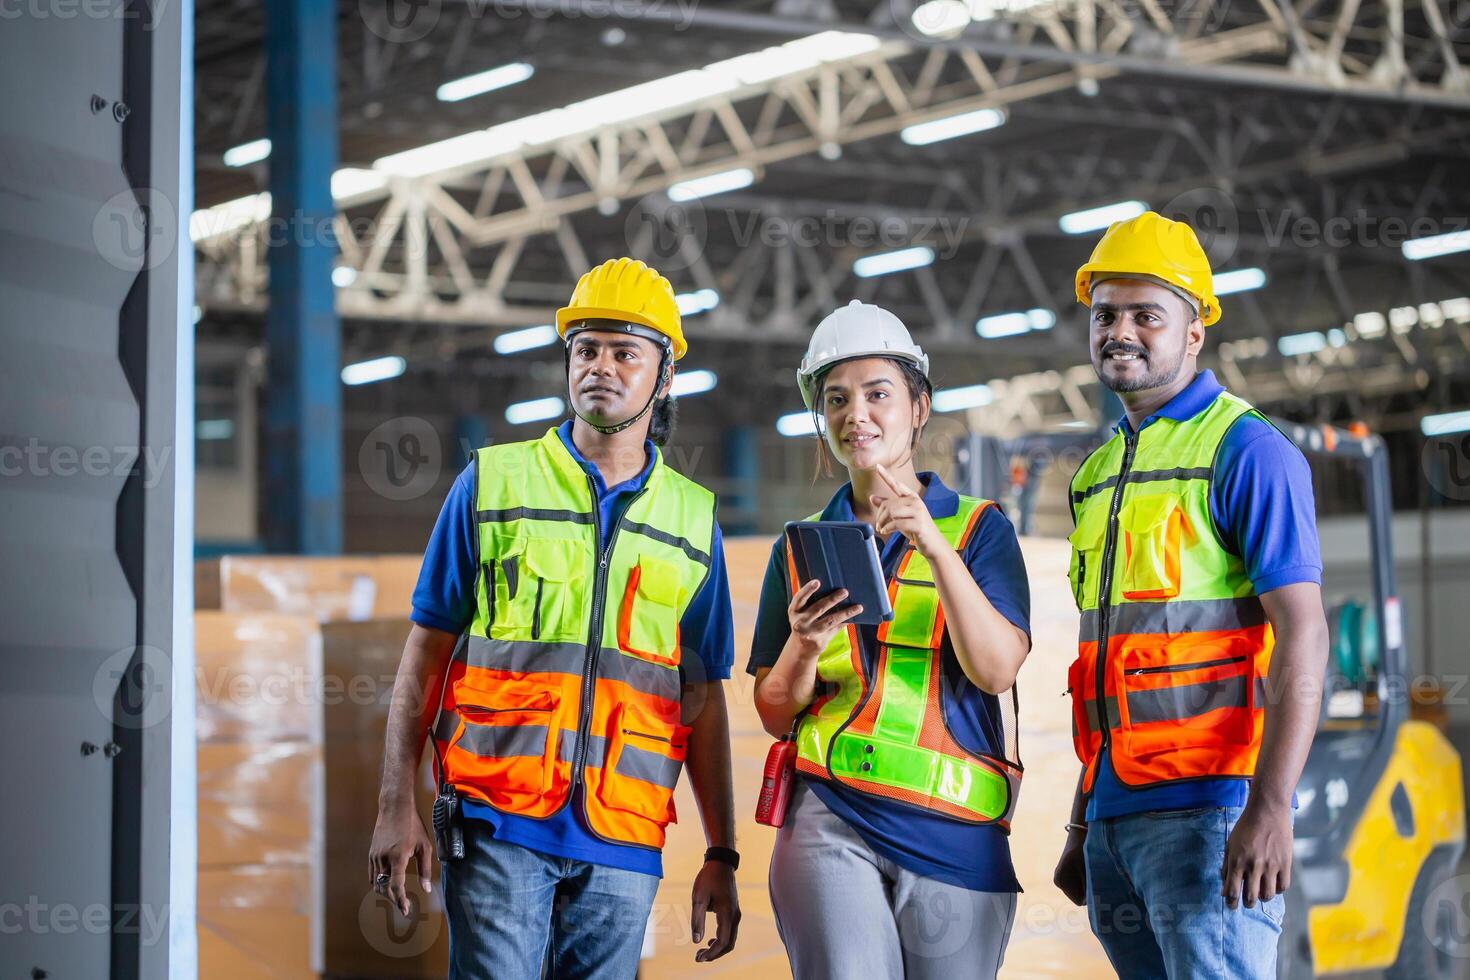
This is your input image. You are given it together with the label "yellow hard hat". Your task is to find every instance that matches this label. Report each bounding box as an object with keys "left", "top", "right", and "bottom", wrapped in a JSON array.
[
  {"left": 1074, "top": 211, "right": 1220, "bottom": 326},
  {"left": 556, "top": 257, "right": 687, "bottom": 360}
]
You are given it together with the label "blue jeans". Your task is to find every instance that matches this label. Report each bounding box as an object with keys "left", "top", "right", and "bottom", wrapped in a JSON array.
[
  {"left": 441, "top": 817, "right": 660, "bottom": 980},
  {"left": 1085, "top": 805, "right": 1285, "bottom": 979}
]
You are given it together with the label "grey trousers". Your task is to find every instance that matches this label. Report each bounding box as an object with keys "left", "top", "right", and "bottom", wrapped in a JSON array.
[{"left": 769, "top": 782, "right": 1018, "bottom": 980}]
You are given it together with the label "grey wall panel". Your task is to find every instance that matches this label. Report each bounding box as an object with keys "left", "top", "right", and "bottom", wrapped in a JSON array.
[{"left": 0, "top": 1, "right": 184, "bottom": 975}]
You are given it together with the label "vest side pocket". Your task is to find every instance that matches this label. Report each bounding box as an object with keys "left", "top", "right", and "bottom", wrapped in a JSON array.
[
  {"left": 1068, "top": 505, "right": 1108, "bottom": 609},
  {"left": 447, "top": 687, "right": 560, "bottom": 804},
  {"left": 616, "top": 555, "right": 684, "bottom": 667},
  {"left": 596, "top": 701, "right": 689, "bottom": 825}
]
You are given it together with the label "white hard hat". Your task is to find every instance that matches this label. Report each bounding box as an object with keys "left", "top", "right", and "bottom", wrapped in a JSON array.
[{"left": 797, "top": 300, "right": 929, "bottom": 409}]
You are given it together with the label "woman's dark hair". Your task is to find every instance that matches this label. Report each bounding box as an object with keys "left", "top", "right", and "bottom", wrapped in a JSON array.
[{"left": 809, "top": 356, "right": 934, "bottom": 479}]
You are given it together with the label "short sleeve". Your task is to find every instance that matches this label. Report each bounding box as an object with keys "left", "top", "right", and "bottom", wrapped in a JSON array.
[
  {"left": 410, "top": 461, "right": 479, "bottom": 635},
  {"left": 1210, "top": 415, "right": 1324, "bottom": 595},
  {"left": 677, "top": 522, "right": 735, "bottom": 682},
  {"left": 745, "top": 537, "right": 793, "bottom": 676},
  {"left": 961, "top": 506, "right": 1032, "bottom": 644}
]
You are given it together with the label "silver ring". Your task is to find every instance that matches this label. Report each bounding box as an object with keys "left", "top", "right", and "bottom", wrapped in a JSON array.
[{"left": 375, "top": 873, "right": 391, "bottom": 886}]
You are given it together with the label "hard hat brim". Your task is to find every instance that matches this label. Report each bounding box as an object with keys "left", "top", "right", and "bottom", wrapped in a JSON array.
[
  {"left": 557, "top": 305, "right": 687, "bottom": 359},
  {"left": 1075, "top": 264, "right": 1221, "bottom": 326}
]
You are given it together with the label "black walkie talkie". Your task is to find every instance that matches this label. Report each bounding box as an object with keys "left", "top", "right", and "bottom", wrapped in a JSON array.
[{"left": 429, "top": 725, "right": 465, "bottom": 862}]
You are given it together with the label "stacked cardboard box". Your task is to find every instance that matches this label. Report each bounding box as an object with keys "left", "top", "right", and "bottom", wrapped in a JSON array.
[
  {"left": 195, "top": 611, "right": 324, "bottom": 979},
  {"left": 207, "top": 555, "right": 421, "bottom": 622}
]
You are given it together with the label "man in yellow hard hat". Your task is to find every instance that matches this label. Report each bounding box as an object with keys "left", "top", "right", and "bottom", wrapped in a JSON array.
[
  {"left": 371, "top": 257, "right": 741, "bottom": 976},
  {"left": 1052, "top": 213, "right": 1328, "bottom": 977}
]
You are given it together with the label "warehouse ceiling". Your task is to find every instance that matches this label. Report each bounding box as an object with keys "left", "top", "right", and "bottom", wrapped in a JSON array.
[{"left": 191, "top": 0, "right": 1470, "bottom": 433}]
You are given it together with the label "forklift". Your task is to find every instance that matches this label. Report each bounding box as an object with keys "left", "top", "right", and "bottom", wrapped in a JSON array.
[{"left": 958, "top": 420, "right": 1467, "bottom": 978}]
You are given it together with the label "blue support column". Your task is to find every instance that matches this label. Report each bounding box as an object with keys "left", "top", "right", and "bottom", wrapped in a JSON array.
[
  {"left": 722, "top": 426, "right": 759, "bottom": 535},
  {"left": 263, "top": 0, "right": 341, "bottom": 553}
]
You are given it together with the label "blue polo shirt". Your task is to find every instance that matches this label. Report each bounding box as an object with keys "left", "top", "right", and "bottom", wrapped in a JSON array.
[
  {"left": 411, "top": 420, "right": 735, "bottom": 877},
  {"left": 1083, "top": 370, "right": 1322, "bottom": 820},
  {"left": 746, "top": 472, "right": 1031, "bottom": 893}
]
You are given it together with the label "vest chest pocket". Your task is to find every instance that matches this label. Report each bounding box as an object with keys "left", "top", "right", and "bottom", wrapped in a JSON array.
[
  {"left": 487, "top": 538, "right": 585, "bottom": 643},
  {"left": 1118, "top": 495, "right": 1185, "bottom": 601},
  {"left": 617, "top": 555, "right": 685, "bottom": 667}
]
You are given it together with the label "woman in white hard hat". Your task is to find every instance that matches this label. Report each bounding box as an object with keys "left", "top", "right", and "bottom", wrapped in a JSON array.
[{"left": 746, "top": 300, "right": 1032, "bottom": 978}]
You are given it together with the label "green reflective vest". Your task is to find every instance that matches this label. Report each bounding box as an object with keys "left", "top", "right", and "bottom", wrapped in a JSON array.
[
  {"left": 432, "top": 427, "right": 716, "bottom": 850},
  {"left": 790, "top": 494, "right": 1023, "bottom": 828}
]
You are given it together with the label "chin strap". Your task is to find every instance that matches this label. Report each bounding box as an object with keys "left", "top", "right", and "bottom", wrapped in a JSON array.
[{"left": 566, "top": 342, "right": 672, "bottom": 436}]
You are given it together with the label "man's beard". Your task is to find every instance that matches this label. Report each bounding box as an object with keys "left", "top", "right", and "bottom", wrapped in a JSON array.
[{"left": 1098, "top": 343, "right": 1187, "bottom": 393}]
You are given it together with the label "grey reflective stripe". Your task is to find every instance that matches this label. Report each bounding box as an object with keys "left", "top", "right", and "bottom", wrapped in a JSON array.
[
  {"left": 461, "top": 636, "right": 680, "bottom": 704},
  {"left": 622, "top": 521, "right": 711, "bottom": 568},
  {"left": 1083, "top": 677, "right": 1267, "bottom": 729},
  {"left": 616, "top": 741, "right": 683, "bottom": 790},
  {"left": 434, "top": 709, "right": 462, "bottom": 744},
  {"left": 1072, "top": 466, "right": 1213, "bottom": 503},
  {"left": 455, "top": 722, "right": 550, "bottom": 758},
  {"left": 476, "top": 507, "right": 594, "bottom": 525},
  {"left": 1079, "top": 596, "right": 1267, "bottom": 638},
  {"left": 597, "top": 646, "right": 682, "bottom": 703}
]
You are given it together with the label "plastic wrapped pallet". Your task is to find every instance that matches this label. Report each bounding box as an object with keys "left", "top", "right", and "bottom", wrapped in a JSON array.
[
  {"left": 197, "top": 865, "right": 314, "bottom": 979},
  {"left": 218, "top": 555, "right": 421, "bottom": 621}
]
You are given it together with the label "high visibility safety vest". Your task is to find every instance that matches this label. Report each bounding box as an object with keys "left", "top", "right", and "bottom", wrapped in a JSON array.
[
  {"left": 789, "top": 495, "right": 1024, "bottom": 829},
  {"left": 1067, "top": 390, "right": 1275, "bottom": 794},
  {"left": 432, "top": 428, "right": 716, "bottom": 851}
]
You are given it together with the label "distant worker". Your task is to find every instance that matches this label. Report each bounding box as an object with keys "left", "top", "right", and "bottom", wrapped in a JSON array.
[
  {"left": 1052, "top": 212, "right": 1329, "bottom": 978},
  {"left": 371, "top": 258, "right": 740, "bottom": 977},
  {"left": 750, "top": 300, "right": 1031, "bottom": 978}
]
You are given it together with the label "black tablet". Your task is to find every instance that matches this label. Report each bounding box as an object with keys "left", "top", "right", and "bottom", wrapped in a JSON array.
[{"left": 783, "top": 520, "right": 895, "bottom": 625}]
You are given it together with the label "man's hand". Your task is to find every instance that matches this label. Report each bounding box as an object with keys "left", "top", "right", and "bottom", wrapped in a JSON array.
[
  {"left": 1221, "top": 798, "right": 1293, "bottom": 909},
  {"left": 1054, "top": 827, "right": 1088, "bottom": 907},
  {"left": 369, "top": 800, "right": 436, "bottom": 917},
  {"left": 690, "top": 860, "right": 740, "bottom": 962}
]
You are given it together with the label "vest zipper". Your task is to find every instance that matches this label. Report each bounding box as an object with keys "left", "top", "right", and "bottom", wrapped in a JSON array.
[
  {"left": 570, "top": 477, "right": 650, "bottom": 797},
  {"left": 1124, "top": 654, "right": 1245, "bottom": 676},
  {"left": 623, "top": 728, "right": 671, "bottom": 743},
  {"left": 1092, "top": 427, "right": 1138, "bottom": 781}
]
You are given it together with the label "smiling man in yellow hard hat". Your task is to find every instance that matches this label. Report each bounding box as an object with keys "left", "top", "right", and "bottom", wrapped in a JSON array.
[
  {"left": 1052, "top": 213, "right": 1329, "bottom": 978},
  {"left": 372, "top": 257, "right": 741, "bottom": 977}
]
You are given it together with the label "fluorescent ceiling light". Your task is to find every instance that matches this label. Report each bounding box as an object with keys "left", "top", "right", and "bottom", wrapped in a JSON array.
[
  {"left": 676, "top": 289, "right": 720, "bottom": 316},
  {"left": 900, "top": 108, "right": 1005, "bottom": 146},
  {"left": 332, "top": 266, "right": 357, "bottom": 288},
  {"left": 494, "top": 324, "right": 558, "bottom": 354},
  {"left": 196, "top": 419, "right": 234, "bottom": 440},
  {"left": 341, "top": 355, "right": 407, "bottom": 386},
  {"left": 1277, "top": 332, "right": 1326, "bottom": 357},
  {"left": 505, "top": 397, "right": 565, "bottom": 425},
  {"left": 1422, "top": 410, "right": 1470, "bottom": 437},
  {"left": 668, "top": 168, "right": 754, "bottom": 202},
  {"left": 223, "top": 138, "right": 271, "bottom": 167},
  {"left": 932, "top": 384, "right": 993, "bottom": 412},
  {"left": 777, "top": 412, "right": 819, "bottom": 437},
  {"left": 1027, "top": 308, "right": 1056, "bottom": 330},
  {"left": 332, "top": 168, "right": 388, "bottom": 200},
  {"left": 1214, "top": 267, "right": 1267, "bottom": 295},
  {"left": 1403, "top": 229, "right": 1470, "bottom": 261},
  {"left": 437, "top": 62, "right": 534, "bottom": 102},
  {"left": 1440, "top": 297, "right": 1470, "bottom": 322},
  {"left": 1327, "top": 328, "right": 1347, "bottom": 347},
  {"left": 190, "top": 192, "right": 271, "bottom": 243},
  {"left": 671, "top": 369, "right": 717, "bottom": 397},
  {"left": 192, "top": 304, "right": 203, "bottom": 324},
  {"left": 1353, "top": 311, "right": 1387, "bottom": 337},
  {"left": 376, "top": 32, "right": 881, "bottom": 178},
  {"left": 976, "top": 311, "right": 1032, "bottom": 338},
  {"left": 1059, "top": 200, "right": 1147, "bottom": 235},
  {"left": 910, "top": 0, "right": 972, "bottom": 36},
  {"left": 853, "top": 246, "right": 934, "bottom": 278}
]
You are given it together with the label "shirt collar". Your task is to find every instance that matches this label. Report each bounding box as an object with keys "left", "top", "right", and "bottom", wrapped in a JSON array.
[
  {"left": 1114, "top": 369, "right": 1225, "bottom": 435},
  {"left": 821, "top": 470, "right": 960, "bottom": 522},
  {"left": 555, "top": 419, "right": 657, "bottom": 496}
]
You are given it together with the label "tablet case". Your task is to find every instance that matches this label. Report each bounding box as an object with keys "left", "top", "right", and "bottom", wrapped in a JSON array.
[{"left": 783, "top": 521, "right": 895, "bottom": 625}]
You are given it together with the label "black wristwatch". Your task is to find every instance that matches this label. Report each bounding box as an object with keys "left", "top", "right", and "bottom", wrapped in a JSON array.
[{"left": 704, "top": 846, "right": 740, "bottom": 870}]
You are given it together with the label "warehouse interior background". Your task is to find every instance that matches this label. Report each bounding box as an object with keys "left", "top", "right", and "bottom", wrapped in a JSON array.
[{"left": 4, "top": 0, "right": 1470, "bottom": 975}]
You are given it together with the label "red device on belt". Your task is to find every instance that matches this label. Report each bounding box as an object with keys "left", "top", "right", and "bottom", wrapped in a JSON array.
[{"left": 755, "top": 735, "right": 798, "bottom": 827}]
